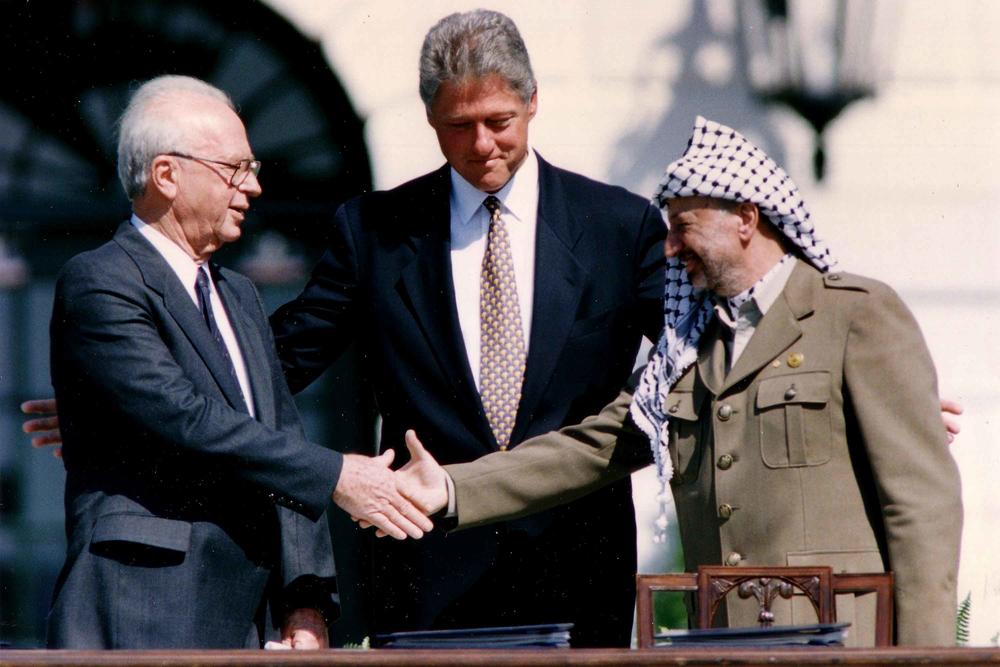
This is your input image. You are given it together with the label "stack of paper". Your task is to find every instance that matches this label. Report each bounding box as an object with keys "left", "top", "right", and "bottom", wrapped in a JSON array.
[
  {"left": 376, "top": 623, "right": 573, "bottom": 649},
  {"left": 655, "top": 622, "right": 850, "bottom": 647}
]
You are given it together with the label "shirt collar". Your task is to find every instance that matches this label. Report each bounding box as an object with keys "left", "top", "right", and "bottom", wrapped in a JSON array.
[
  {"left": 450, "top": 148, "right": 538, "bottom": 225},
  {"left": 131, "top": 214, "right": 205, "bottom": 296},
  {"left": 714, "top": 253, "right": 796, "bottom": 325}
]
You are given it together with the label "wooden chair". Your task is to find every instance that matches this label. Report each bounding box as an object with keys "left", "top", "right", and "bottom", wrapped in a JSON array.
[{"left": 636, "top": 566, "right": 893, "bottom": 648}]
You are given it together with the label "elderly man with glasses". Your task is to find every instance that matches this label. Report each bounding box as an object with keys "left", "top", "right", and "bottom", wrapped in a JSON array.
[{"left": 44, "top": 75, "right": 431, "bottom": 650}]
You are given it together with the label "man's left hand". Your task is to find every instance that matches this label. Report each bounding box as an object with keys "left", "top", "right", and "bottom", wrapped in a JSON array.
[{"left": 280, "top": 608, "right": 328, "bottom": 649}]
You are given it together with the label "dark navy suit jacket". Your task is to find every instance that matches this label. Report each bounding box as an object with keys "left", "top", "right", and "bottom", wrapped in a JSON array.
[
  {"left": 48, "top": 221, "right": 340, "bottom": 648},
  {"left": 271, "top": 154, "right": 665, "bottom": 647}
]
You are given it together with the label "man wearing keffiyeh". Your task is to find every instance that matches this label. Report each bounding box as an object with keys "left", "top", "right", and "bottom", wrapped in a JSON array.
[{"left": 400, "top": 116, "right": 963, "bottom": 646}]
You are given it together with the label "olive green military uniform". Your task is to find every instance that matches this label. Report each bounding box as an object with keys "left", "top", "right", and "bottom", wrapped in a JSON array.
[{"left": 448, "top": 261, "right": 962, "bottom": 646}]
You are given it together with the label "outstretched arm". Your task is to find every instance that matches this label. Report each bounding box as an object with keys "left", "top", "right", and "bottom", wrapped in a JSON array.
[
  {"left": 379, "top": 384, "right": 650, "bottom": 532},
  {"left": 443, "top": 386, "right": 648, "bottom": 529}
]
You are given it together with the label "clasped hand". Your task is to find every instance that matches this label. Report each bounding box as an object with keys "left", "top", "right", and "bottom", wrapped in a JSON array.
[{"left": 351, "top": 430, "right": 449, "bottom": 538}]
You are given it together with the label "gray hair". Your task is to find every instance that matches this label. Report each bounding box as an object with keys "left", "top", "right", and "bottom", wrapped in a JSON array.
[
  {"left": 419, "top": 9, "right": 536, "bottom": 110},
  {"left": 116, "top": 75, "right": 234, "bottom": 200}
]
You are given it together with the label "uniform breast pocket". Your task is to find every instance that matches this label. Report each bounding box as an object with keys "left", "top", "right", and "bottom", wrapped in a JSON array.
[
  {"left": 756, "top": 372, "right": 832, "bottom": 468},
  {"left": 665, "top": 390, "right": 704, "bottom": 484}
]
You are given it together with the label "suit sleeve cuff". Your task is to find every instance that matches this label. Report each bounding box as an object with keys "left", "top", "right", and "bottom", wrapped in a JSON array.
[{"left": 445, "top": 472, "right": 457, "bottom": 518}]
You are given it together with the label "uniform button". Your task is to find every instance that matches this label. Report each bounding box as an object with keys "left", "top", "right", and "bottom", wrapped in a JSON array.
[
  {"left": 717, "top": 454, "right": 733, "bottom": 470},
  {"left": 829, "top": 273, "right": 841, "bottom": 281},
  {"left": 725, "top": 552, "right": 742, "bottom": 566},
  {"left": 719, "top": 503, "right": 734, "bottom": 519},
  {"left": 784, "top": 386, "right": 797, "bottom": 400},
  {"left": 668, "top": 403, "right": 679, "bottom": 414},
  {"left": 717, "top": 404, "right": 733, "bottom": 421}
]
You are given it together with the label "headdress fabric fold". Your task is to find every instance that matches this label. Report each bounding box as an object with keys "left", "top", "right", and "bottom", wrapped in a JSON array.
[{"left": 631, "top": 116, "right": 837, "bottom": 542}]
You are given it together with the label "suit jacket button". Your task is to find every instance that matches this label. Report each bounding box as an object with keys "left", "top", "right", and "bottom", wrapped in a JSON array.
[
  {"left": 717, "top": 454, "right": 734, "bottom": 470},
  {"left": 717, "top": 404, "right": 733, "bottom": 421},
  {"left": 784, "top": 386, "right": 797, "bottom": 400},
  {"left": 725, "top": 552, "right": 743, "bottom": 566},
  {"left": 718, "top": 503, "right": 734, "bottom": 519}
]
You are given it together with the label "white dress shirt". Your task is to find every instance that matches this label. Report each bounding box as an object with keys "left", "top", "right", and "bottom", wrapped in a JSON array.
[
  {"left": 131, "top": 215, "right": 256, "bottom": 417},
  {"left": 449, "top": 149, "right": 539, "bottom": 389}
]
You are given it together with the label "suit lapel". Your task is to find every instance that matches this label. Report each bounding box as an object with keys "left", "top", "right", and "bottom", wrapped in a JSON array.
[
  {"left": 396, "top": 167, "right": 489, "bottom": 431},
  {"left": 113, "top": 222, "right": 250, "bottom": 414},
  {"left": 511, "top": 156, "right": 586, "bottom": 444},
  {"left": 721, "top": 260, "right": 817, "bottom": 392},
  {"left": 215, "top": 269, "right": 273, "bottom": 425}
]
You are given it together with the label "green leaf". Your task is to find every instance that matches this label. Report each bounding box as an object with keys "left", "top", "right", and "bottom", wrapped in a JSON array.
[{"left": 955, "top": 592, "right": 971, "bottom": 646}]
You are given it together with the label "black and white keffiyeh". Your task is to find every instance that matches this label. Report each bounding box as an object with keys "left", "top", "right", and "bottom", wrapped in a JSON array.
[{"left": 631, "top": 116, "right": 837, "bottom": 542}]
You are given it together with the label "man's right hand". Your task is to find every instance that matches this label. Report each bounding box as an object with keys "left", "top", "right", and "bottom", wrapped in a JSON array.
[
  {"left": 395, "top": 430, "right": 448, "bottom": 515},
  {"left": 332, "top": 449, "right": 434, "bottom": 540},
  {"left": 355, "top": 430, "right": 448, "bottom": 538},
  {"left": 21, "top": 399, "right": 62, "bottom": 458}
]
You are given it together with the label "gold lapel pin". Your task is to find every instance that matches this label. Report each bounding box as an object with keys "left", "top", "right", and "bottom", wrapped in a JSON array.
[{"left": 787, "top": 352, "right": 804, "bottom": 368}]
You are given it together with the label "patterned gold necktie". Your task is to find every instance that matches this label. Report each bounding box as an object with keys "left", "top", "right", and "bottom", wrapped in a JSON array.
[{"left": 479, "top": 195, "right": 526, "bottom": 450}]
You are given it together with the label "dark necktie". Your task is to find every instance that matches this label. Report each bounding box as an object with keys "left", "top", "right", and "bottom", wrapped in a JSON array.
[
  {"left": 479, "top": 195, "right": 526, "bottom": 450},
  {"left": 194, "top": 266, "right": 245, "bottom": 400}
]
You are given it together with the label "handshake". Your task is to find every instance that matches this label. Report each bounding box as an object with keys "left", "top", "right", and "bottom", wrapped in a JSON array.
[
  {"left": 335, "top": 430, "right": 451, "bottom": 540},
  {"left": 23, "top": 399, "right": 448, "bottom": 542}
]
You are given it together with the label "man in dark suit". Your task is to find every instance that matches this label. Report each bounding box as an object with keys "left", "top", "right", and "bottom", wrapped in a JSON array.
[
  {"left": 269, "top": 10, "right": 665, "bottom": 647},
  {"left": 47, "top": 75, "right": 431, "bottom": 649}
]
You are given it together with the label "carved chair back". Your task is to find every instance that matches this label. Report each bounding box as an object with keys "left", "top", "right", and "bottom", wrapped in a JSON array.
[{"left": 636, "top": 566, "right": 893, "bottom": 647}]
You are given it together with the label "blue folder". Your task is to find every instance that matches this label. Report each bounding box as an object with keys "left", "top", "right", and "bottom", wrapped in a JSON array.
[{"left": 376, "top": 622, "right": 574, "bottom": 649}]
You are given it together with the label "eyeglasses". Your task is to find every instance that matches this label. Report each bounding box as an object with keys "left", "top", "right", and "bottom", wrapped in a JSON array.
[{"left": 166, "top": 152, "right": 261, "bottom": 186}]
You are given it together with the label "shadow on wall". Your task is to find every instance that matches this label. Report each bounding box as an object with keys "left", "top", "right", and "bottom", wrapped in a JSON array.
[{"left": 608, "top": 0, "right": 786, "bottom": 199}]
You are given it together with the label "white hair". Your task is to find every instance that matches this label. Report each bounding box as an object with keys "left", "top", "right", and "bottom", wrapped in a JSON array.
[{"left": 116, "top": 75, "right": 235, "bottom": 200}]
